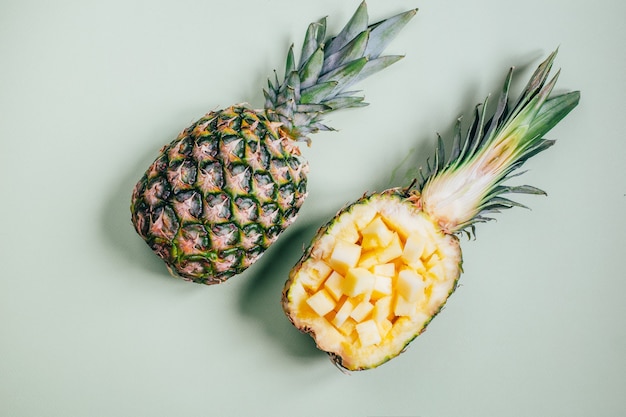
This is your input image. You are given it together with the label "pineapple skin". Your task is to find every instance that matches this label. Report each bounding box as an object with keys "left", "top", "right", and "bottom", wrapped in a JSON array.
[
  {"left": 130, "top": 4, "right": 417, "bottom": 283},
  {"left": 131, "top": 106, "right": 307, "bottom": 284},
  {"left": 282, "top": 190, "right": 463, "bottom": 371}
]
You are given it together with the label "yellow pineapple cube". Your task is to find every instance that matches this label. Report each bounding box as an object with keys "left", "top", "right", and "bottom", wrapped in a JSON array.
[
  {"left": 376, "top": 318, "right": 393, "bottom": 339},
  {"left": 324, "top": 271, "right": 344, "bottom": 300},
  {"left": 332, "top": 298, "right": 355, "bottom": 328},
  {"left": 342, "top": 267, "right": 376, "bottom": 298},
  {"left": 306, "top": 289, "right": 336, "bottom": 317},
  {"left": 361, "top": 217, "right": 394, "bottom": 250},
  {"left": 349, "top": 300, "right": 374, "bottom": 322},
  {"left": 372, "top": 296, "right": 392, "bottom": 322},
  {"left": 300, "top": 260, "right": 332, "bottom": 291},
  {"left": 401, "top": 234, "right": 426, "bottom": 266},
  {"left": 372, "top": 263, "right": 395, "bottom": 277},
  {"left": 396, "top": 269, "right": 425, "bottom": 302},
  {"left": 356, "top": 320, "right": 382, "bottom": 347},
  {"left": 393, "top": 295, "right": 417, "bottom": 317},
  {"left": 371, "top": 275, "right": 392, "bottom": 299},
  {"left": 357, "top": 250, "right": 379, "bottom": 269},
  {"left": 337, "top": 317, "right": 357, "bottom": 337},
  {"left": 329, "top": 239, "right": 361, "bottom": 274},
  {"left": 376, "top": 232, "right": 403, "bottom": 264}
]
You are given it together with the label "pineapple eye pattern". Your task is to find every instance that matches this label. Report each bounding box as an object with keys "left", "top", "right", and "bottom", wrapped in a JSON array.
[{"left": 131, "top": 108, "right": 309, "bottom": 283}]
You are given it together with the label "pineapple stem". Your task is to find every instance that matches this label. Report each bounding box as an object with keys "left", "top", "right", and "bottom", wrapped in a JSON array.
[
  {"left": 417, "top": 50, "right": 580, "bottom": 235},
  {"left": 263, "top": 2, "right": 417, "bottom": 142}
]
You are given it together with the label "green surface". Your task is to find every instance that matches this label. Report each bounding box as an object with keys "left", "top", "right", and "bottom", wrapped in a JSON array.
[{"left": 1, "top": 1, "right": 624, "bottom": 416}]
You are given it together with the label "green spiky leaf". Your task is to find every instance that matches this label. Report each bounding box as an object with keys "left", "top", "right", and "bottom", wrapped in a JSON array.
[
  {"left": 299, "top": 47, "right": 325, "bottom": 89},
  {"left": 325, "top": 1, "right": 369, "bottom": 57},
  {"left": 413, "top": 50, "right": 580, "bottom": 234},
  {"left": 322, "top": 30, "right": 370, "bottom": 74},
  {"left": 264, "top": 3, "right": 417, "bottom": 142},
  {"left": 299, "top": 19, "right": 326, "bottom": 70},
  {"left": 364, "top": 8, "right": 417, "bottom": 59},
  {"left": 300, "top": 81, "right": 339, "bottom": 104}
]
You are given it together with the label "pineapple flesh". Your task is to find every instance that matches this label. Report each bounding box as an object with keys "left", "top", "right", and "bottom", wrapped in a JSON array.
[
  {"left": 130, "top": 3, "right": 417, "bottom": 284},
  {"left": 285, "top": 192, "right": 461, "bottom": 370},
  {"left": 282, "top": 51, "right": 580, "bottom": 370}
]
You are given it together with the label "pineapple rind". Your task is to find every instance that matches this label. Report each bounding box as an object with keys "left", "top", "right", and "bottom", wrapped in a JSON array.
[
  {"left": 132, "top": 107, "right": 308, "bottom": 284},
  {"left": 131, "top": 4, "right": 417, "bottom": 284},
  {"left": 282, "top": 190, "right": 462, "bottom": 371}
]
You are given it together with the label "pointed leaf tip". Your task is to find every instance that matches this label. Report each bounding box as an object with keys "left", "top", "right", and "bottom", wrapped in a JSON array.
[
  {"left": 325, "top": 1, "right": 369, "bottom": 57},
  {"left": 365, "top": 8, "right": 418, "bottom": 59}
]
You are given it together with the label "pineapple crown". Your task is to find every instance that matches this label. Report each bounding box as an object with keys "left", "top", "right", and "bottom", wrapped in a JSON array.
[
  {"left": 263, "top": 2, "right": 417, "bottom": 143},
  {"left": 414, "top": 50, "right": 580, "bottom": 235}
]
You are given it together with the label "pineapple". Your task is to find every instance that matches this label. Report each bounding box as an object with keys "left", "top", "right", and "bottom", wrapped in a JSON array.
[
  {"left": 130, "top": 3, "right": 417, "bottom": 284},
  {"left": 282, "top": 51, "right": 580, "bottom": 371}
]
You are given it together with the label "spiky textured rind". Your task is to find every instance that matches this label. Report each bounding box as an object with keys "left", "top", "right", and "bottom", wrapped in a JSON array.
[
  {"left": 265, "top": 2, "right": 417, "bottom": 142},
  {"left": 415, "top": 50, "right": 580, "bottom": 234},
  {"left": 131, "top": 107, "right": 307, "bottom": 284}
]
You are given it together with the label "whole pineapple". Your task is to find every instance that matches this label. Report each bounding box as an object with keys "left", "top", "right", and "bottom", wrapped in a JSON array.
[
  {"left": 130, "top": 3, "right": 417, "bottom": 284},
  {"left": 282, "top": 51, "right": 580, "bottom": 371}
]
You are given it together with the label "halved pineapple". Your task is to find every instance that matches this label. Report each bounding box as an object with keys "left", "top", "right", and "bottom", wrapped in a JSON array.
[
  {"left": 282, "top": 192, "right": 462, "bottom": 370},
  {"left": 282, "top": 51, "right": 579, "bottom": 371}
]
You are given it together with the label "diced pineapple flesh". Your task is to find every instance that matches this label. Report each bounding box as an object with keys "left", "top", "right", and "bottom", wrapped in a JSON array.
[
  {"left": 396, "top": 269, "right": 425, "bottom": 302},
  {"left": 350, "top": 300, "right": 375, "bottom": 322},
  {"left": 371, "top": 275, "right": 392, "bottom": 299},
  {"left": 343, "top": 267, "right": 376, "bottom": 297},
  {"left": 324, "top": 271, "right": 344, "bottom": 301},
  {"left": 372, "top": 296, "right": 392, "bottom": 322},
  {"left": 296, "top": 205, "right": 456, "bottom": 352},
  {"left": 329, "top": 239, "right": 361, "bottom": 274},
  {"left": 372, "top": 263, "right": 395, "bottom": 277},
  {"left": 376, "top": 232, "right": 403, "bottom": 264},
  {"left": 361, "top": 217, "right": 394, "bottom": 250},
  {"left": 355, "top": 320, "right": 381, "bottom": 347},
  {"left": 306, "top": 289, "right": 336, "bottom": 317},
  {"left": 394, "top": 294, "right": 417, "bottom": 317},
  {"left": 332, "top": 299, "right": 355, "bottom": 328},
  {"left": 300, "top": 259, "right": 332, "bottom": 292}
]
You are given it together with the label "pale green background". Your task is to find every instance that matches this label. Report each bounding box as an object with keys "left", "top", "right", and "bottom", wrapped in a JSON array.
[{"left": 1, "top": 0, "right": 624, "bottom": 416}]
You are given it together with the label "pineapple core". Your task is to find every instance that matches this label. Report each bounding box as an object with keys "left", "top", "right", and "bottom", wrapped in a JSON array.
[{"left": 287, "top": 196, "right": 461, "bottom": 369}]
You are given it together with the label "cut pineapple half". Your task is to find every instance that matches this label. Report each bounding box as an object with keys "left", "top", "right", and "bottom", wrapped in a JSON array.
[
  {"left": 283, "top": 52, "right": 579, "bottom": 370},
  {"left": 283, "top": 192, "right": 462, "bottom": 370}
]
